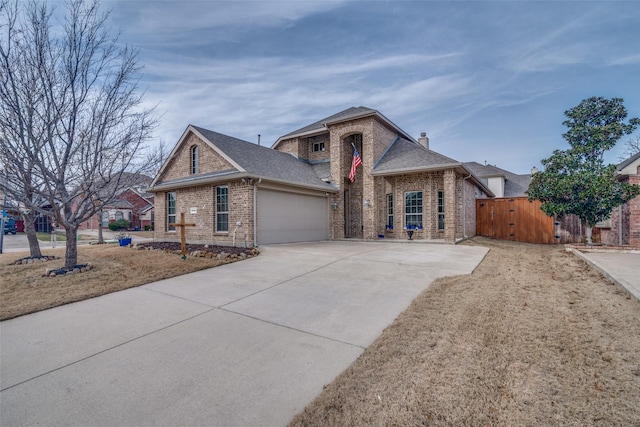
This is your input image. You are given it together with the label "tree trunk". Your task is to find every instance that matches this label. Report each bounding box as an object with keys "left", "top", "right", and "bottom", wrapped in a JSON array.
[
  {"left": 98, "top": 212, "right": 104, "bottom": 244},
  {"left": 23, "top": 212, "right": 42, "bottom": 257},
  {"left": 64, "top": 226, "right": 78, "bottom": 269},
  {"left": 585, "top": 225, "right": 593, "bottom": 245}
]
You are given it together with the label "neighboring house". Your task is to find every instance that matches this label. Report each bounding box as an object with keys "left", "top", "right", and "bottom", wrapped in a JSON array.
[
  {"left": 81, "top": 199, "right": 135, "bottom": 230},
  {"left": 80, "top": 173, "right": 153, "bottom": 230},
  {"left": 151, "top": 107, "right": 493, "bottom": 246},
  {"left": 600, "top": 152, "right": 640, "bottom": 247},
  {"left": 118, "top": 186, "right": 155, "bottom": 230},
  {"left": 463, "top": 162, "right": 532, "bottom": 198}
]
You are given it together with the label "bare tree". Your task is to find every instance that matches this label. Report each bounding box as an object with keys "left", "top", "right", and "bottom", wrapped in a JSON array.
[
  {"left": 144, "top": 139, "right": 171, "bottom": 177},
  {"left": 0, "top": 0, "right": 156, "bottom": 269},
  {"left": 0, "top": 0, "right": 50, "bottom": 257},
  {"left": 620, "top": 134, "right": 640, "bottom": 160}
]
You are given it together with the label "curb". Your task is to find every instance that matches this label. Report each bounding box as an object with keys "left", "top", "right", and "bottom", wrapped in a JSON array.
[{"left": 567, "top": 248, "right": 639, "bottom": 302}]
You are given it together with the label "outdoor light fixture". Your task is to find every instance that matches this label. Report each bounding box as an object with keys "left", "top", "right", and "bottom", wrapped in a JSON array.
[
  {"left": 364, "top": 199, "right": 371, "bottom": 208},
  {"left": 331, "top": 200, "right": 339, "bottom": 210}
]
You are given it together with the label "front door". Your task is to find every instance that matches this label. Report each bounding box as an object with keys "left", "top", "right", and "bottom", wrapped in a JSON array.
[{"left": 343, "top": 185, "right": 363, "bottom": 238}]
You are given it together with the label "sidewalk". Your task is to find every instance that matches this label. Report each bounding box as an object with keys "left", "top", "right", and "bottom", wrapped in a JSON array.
[{"left": 1, "top": 229, "right": 153, "bottom": 253}]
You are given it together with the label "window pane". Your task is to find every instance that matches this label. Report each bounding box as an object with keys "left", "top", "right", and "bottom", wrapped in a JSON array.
[
  {"left": 438, "top": 190, "right": 445, "bottom": 230},
  {"left": 386, "top": 193, "right": 393, "bottom": 228},
  {"left": 217, "top": 213, "right": 228, "bottom": 232},
  {"left": 191, "top": 146, "right": 198, "bottom": 174},
  {"left": 167, "top": 192, "right": 176, "bottom": 231},
  {"left": 404, "top": 191, "right": 423, "bottom": 228},
  {"left": 216, "top": 186, "right": 229, "bottom": 232}
]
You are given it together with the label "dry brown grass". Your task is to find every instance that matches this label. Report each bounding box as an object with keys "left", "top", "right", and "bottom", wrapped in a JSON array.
[
  {"left": 1, "top": 244, "right": 226, "bottom": 321},
  {"left": 290, "top": 237, "right": 640, "bottom": 426}
]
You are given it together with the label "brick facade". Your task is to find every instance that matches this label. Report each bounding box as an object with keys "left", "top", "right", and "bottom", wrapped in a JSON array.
[
  {"left": 162, "top": 134, "right": 234, "bottom": 181},
  {"left": 155, "top": 181, "right": 255, "bottom": 246},
  {"left": 153, "top": 111, "right": 486, "bottom": 246},
  {"left": 272, "top": 115, "right": 481, "bottom": 243},
  {"left": 603, "top": 171, "right": 640, "bottom": 247}
]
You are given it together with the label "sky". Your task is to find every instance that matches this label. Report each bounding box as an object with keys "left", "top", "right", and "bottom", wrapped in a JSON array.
[{"left": 95, "top": 0, "right": 640, "bottom": 174}]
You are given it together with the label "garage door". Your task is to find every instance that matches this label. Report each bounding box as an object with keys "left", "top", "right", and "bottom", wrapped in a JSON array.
[{"left": 257, "top": 189, "right": 329, "bottom": 245}]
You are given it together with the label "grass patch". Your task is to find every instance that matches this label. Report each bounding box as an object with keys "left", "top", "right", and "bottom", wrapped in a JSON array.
[
  {"left": 36, "top": 232, "right": 63, "bottom": 241},
  {"left": 1, "top": 244, "right": 229, "bottom": 320},
  {"left": 35, "top": 232, "right": 95, "bottom": 242}
]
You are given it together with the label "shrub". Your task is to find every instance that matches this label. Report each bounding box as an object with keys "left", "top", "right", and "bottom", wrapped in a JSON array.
[
  {"left": 108, "top": 219, "right": 130, "bottom": 231},
  {"left": 144, "top": 225, "right": 151, "bottom": 231}
]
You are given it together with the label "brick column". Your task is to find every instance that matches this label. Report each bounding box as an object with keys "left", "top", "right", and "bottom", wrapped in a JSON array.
[
  {"left": 629, "top": 175, "right": 640, "bottom": 247},
  {"left": 444, "top": 169, "right": 456, "bottom": 242}
]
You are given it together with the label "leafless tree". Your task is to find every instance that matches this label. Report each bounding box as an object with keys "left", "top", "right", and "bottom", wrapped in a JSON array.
[
  {"left": 145, "top": 139, "right": 171, "bottom": 177},
  {"left": 619, "top": 134, "right": 640, "bottom": 161},
  {"left": 0, "top": 0, "right": 156, "bottom": 269},
  {"left": 0, "top": 0, "right": 49, "bottom": 257}
]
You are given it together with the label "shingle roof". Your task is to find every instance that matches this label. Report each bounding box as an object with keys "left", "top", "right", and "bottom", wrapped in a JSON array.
[
  {"left": 617, "top": 151, "right": 640, "bottom": 172},
  {"left": 105, "top": 199, "right": 135, "bottom": 209},
  {"left": 372, "top": 137, "right": 461, "bottom": 174},
  {"left": 153, "top": 126, "right": 336, "bottom": 192},
  {"left": 279, "top": 106, "right": 377, "bottom": 139},
  {"left": 463, "top": 162, "right": 531, "bottom": 197}
]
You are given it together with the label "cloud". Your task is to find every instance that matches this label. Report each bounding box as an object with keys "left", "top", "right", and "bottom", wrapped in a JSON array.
[{"left": 108, "top": 0, "right": 347, "bottom": 45}]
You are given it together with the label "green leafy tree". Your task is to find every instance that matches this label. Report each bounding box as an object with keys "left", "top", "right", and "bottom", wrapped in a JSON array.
[{"left": 528, "top": 97, "right": 640, "bottom": 244}]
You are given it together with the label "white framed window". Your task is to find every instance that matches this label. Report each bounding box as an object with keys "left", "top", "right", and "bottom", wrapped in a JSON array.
[
  {"left": 312, "top": 141, "right": 325, "bottom": 152},
  {"left": 404, "top": 191, "right": 423, "bottom": 228},
  {"left": 438, "top": 190, "right": 445, "bottom": 231},
  {"left": 166, "top": 192, "right": 176, "bottom": 231},
  {"left": 190, "top": 145, "right": 199, "bottom": 174},
  {"left": 216, "top": 186, "right": 229, "bottom": 232},
  {"left": 115, "top": 211, "right": 123, "bottom": 221},
  {"left": 386, "top": 193, "right": 393, "bottom": 229}
]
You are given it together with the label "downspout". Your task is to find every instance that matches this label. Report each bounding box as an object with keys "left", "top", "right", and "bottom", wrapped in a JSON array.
[
  {"left": 462, "top": 173, "right": 472, "bottom": 239},
  {"left": 253, "top": 178, "right": 262, "bottom": 247}
]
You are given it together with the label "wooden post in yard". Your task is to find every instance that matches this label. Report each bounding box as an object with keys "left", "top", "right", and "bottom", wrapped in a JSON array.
[{"left": 169, "top": 212, "right": 196, "bottom": 255}]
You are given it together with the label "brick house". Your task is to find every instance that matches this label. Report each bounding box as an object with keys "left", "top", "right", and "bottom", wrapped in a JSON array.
[
  {"left": 150, "top": 107, "right": 493, "bottom": 246},
  {"left": 462, "top": 162, "right": 532, "bottom": 198},
  {"left": 79, "top": 174, "right": 153, "bottom": 230},
  {"left": 118, "top": 187, "right": 154, "bottom": 230},
  {"left": 600, "top": 152, "right": 640, "bottom": 247}
]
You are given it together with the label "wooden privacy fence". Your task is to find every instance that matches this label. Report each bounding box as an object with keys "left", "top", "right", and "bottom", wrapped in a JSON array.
[{"left": 476, "top": 197, "right": 591, "bottom": 244}]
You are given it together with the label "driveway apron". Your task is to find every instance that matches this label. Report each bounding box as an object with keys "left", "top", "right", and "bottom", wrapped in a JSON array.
[{"left": 1, "top": 241, "right": 488, "bottom": 426}]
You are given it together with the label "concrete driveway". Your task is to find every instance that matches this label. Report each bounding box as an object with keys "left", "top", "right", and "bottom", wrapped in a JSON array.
[{"left": 1, "top": 241, "right": 488, "bottom": 426}]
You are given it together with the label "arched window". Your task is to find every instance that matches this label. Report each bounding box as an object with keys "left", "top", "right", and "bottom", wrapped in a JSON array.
[
  {"left": 101, "top": 211, "right": 109, "bottom": 227},
  {"left": 115, "top": 211, "right": 123, "bottom": 221},
  {"left": 190, "top": 145, "right": 199, "bottom": 174}
]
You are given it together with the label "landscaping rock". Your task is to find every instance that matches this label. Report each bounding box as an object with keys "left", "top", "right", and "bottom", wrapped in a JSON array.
[
  {"left": 11, "top": 255, "right": 60, "bottom": 266},
  {"left": 134, "top": 242, "right": 257, "bottom": 260}
]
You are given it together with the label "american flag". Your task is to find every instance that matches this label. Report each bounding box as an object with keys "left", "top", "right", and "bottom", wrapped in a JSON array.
[{"left": 349, "top": 146, "right": 362, "bottom": 182}]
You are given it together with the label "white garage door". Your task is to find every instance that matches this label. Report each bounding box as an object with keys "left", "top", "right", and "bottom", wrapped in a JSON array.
[{"left": 257, "top": 189, "right": 329, "bottom": 245}]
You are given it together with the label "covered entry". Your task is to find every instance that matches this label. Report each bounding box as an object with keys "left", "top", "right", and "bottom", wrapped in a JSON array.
[{"left": 257, "top": 188, "right": 329, "bottom": 245}]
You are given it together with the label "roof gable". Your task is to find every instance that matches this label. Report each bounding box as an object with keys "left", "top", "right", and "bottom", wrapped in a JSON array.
[
  {"left": 151, "top": 125, "right": 335, "bottom": 192},
  {"left": 372, "top": 137, "right": 460, "bottom": 174},
  {"left": 272, "top": 106, "right": 416, "bottom": 148},
  {"left": 617, "top": 151, "right": 640, "bottom": 175}
]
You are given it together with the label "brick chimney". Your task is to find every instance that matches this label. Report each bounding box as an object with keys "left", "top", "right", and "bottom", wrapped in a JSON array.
[{"left": 418, "top": 132, "right": 429, "bottom": 150}]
